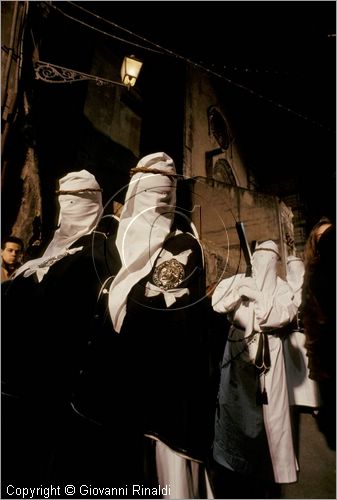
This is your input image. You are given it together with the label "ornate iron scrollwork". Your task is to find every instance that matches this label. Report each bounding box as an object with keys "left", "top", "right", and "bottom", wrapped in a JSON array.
[{"left": 34, "top": 60, "right": 125, "bottom": 87}]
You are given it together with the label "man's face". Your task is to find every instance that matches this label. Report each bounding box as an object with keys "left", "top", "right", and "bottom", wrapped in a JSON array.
[{"left": 1, "top": 242, "right": 22, "bottom": 266}]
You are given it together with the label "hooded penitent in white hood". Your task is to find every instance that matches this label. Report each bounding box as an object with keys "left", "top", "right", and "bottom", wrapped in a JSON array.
[
  {"left": 211, "top": 238, "right": 299, "bottom": 483},
  {"left": 108, "top": 152, "right": 177, "bottom": 333},
  {"left": 14, "top": 170, "right": 103, "bottom": 282},
  {"left": 251, "top": 239, "right": 280, "bottom": 292}
]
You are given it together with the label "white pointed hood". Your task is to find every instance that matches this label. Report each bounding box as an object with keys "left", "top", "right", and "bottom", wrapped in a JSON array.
[
  {"left": 108, "top": 152, "right": 177, "bottom": 333},
  {"left": 14, "top": 169, "right": 103, "bottom": 282}
]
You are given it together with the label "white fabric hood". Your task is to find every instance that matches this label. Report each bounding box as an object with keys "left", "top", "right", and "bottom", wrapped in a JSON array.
[
  {"left": 14, "top": 169, "right": 103, "bottom": 282},
  {"left": 251, "top": 240, "right": 280, "bottom": 292},
  {"left": 108, "top": 152, "right": 177, "bottom": 333}
]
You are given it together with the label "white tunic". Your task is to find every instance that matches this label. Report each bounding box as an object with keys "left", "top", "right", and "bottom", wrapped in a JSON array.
[
  {"left": 212, "top": 271, "right": 299, "bottom": 483},
  {"left": 283, "top": 257, "right": 321, "bottom": 407}
]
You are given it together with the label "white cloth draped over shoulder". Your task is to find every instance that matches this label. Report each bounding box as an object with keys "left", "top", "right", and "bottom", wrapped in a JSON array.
[
  {"left": 13, "top": 170, "right": 103, "bottom": 282},
  {"left": 108, "top": 152, "right": 177, "bottom": 334}
]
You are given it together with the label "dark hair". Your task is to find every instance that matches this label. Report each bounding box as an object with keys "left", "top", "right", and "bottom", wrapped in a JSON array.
[
  {"left": 303, "top": 217, "right": 332, "bottom": 268},
  {"left": 1, "top": 235, "right": 24, "bottom": 251}
]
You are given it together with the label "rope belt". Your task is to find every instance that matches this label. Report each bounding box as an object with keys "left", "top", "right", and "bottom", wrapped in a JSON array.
[{"left": 227, "top": 328, "right": 273, "bottom": 406}]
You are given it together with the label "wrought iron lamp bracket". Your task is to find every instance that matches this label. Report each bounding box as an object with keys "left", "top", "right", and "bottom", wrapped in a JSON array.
[{"left": 34, "top": 60, "right": 126, "bottom": 87}]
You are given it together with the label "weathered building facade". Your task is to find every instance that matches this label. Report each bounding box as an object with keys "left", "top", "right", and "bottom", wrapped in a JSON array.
[
  {"left": 2, "top": 1, "right": 299, "bottom": 278},
  {"left": 181, "top": 67, "right": 295, "bottom": 281}
]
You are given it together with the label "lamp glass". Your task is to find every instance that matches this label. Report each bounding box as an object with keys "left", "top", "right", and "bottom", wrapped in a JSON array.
[{"left": 121, "top": 55, "right": 143, "bottom": 87}]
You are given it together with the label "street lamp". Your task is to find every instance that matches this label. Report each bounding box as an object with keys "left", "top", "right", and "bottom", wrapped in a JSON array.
[
  {"left": 34, "top": 54, "right": 143, "bottom": 89},
  {"left": 120, "top": 55, "right": 143, "bottom": 88}
]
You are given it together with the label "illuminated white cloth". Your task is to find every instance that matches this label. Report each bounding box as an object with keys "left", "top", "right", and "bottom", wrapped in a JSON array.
[
  {"left": 212, "top": 241, "right": 299, "bottom": 483},
  {"left": 108, "top": 152, "right": 176, "bottom": 333},
  {"left": 152, "top": 439, "right": 214, "bottom": 499},
  {"left": 212, "top": 240, "right": 284, "bottom": 344},
  {"left": 14, "top": 170, "right": 103, "bottom": 282},
  {"left": 284, "top": 256, "right": 321, "bottom": 407},
  {"left": 286, "top": 256, "right": 304, "bottom": 307}
]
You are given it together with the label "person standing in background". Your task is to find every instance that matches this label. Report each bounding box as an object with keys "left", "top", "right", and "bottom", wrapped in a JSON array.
[
  {"left": 301, "top": 217, "right": 336, "bottom": 450},
  {"left": 1, "top": 235, "right": 24, "bottom": 282}
]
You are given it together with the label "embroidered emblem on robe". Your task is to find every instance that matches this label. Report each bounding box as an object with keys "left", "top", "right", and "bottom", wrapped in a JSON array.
[{"left": 153, "top": 258, "right": 185, "bottom": 290}]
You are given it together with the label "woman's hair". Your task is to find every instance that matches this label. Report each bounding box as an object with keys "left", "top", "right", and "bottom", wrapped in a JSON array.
[{"left": 303, "top": 217, "right": 332, "bottom": 268}]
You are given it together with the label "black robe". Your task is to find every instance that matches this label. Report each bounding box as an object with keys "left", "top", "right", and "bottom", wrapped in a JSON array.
[
  {"left": 1, "top": 218, "right": 141, "bottom": 490},
  {"left": 120, "top": 231, "right": 214, "bottom": 463}
]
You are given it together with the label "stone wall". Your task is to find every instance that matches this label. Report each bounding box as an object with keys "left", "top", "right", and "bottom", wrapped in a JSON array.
[
  {"left": 187, "top": 177, "right": 288, "bottom": 286},
  {"left": 183, "top": 65, "right": 252, "bottom": 189}
]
